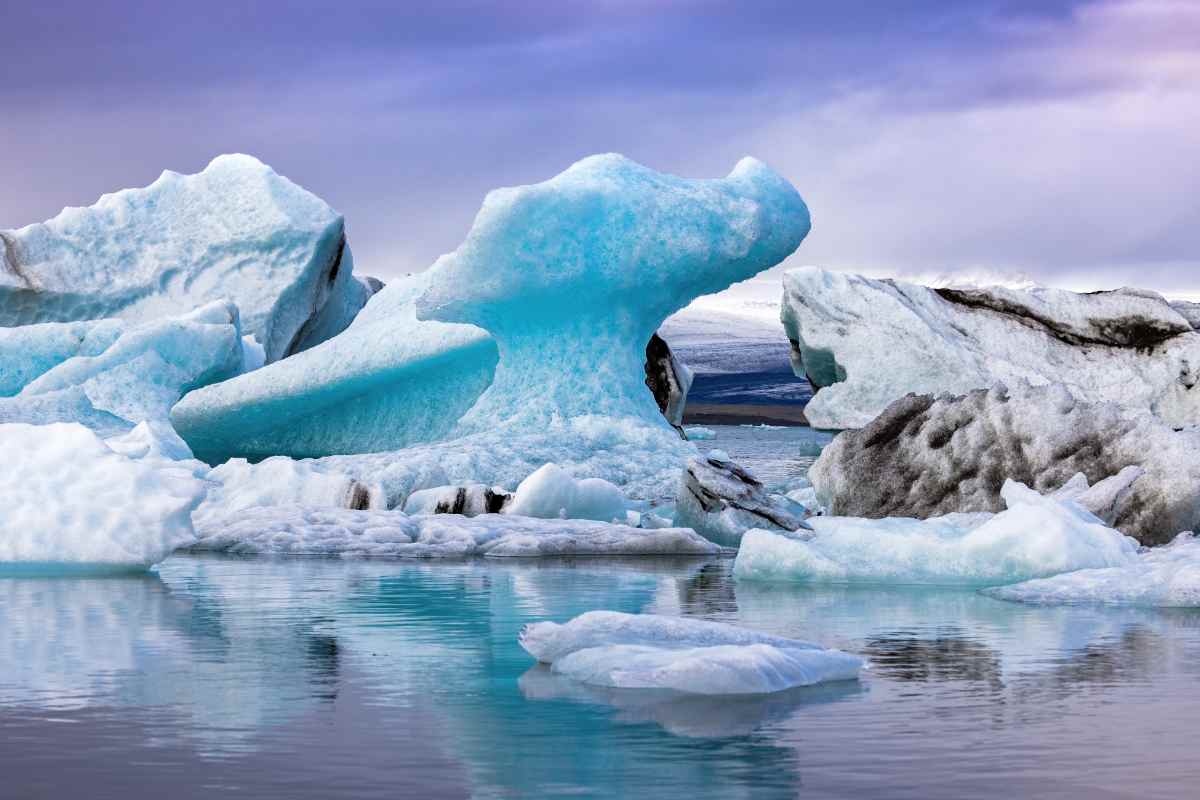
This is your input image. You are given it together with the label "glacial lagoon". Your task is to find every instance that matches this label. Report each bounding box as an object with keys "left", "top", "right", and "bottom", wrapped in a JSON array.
[{"left": 2, "top": 426, "right": 1197, "bottom": 799}]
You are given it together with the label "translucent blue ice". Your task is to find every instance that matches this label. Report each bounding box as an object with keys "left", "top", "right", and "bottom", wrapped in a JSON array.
[
  {"left": 178, "top": 154, "right": 810, "bottom": 506},
  {"left": 0, "top": 301, "right": 247, "bottom": 435}
]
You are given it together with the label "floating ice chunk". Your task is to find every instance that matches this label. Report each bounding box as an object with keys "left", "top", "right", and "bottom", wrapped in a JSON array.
[
  {"left": 683, "top": 426, "right": 716, "bottom": 440},
  {"left": 783, "top": 268, "right": 1200, "bottom": 429},
  {"left": 674, "top": 451, "right": 811, "bottom": 545},
  {"left": 1, "top": 154, "right": 365, "bottom": 361},
  {"left": 0, "top": 422, "right": 207, "bottom": 568},
  {"left": 984, "top": 533, "right": 1200, "bottom": 607},
  {"left": 171, "top": 270, "right": 498, "bottom": 462},
  {"left": 735, "top": 481, "right": 1139, "bottom": 586},
  {"left": 0, "top": 301, "right": 245, "bottom": 433},
  {"left": 190, "top": 506, "right": 719, "bottom": 558},
  {"left": 810, "top": 382, "right": 1200, "bottom": 545},
  {"left": 519, "top": 611, "right": 862, "bottom": 695},
  {"left": 505, "top": 463, "right": 629, "bottom": 522}
]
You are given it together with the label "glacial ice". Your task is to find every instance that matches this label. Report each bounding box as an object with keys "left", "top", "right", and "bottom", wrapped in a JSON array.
[
  {"left": 674, "top": 451, "right": 811, "bottom": 545},
  {"left": 984, "top": 533, "right": 1200, "bottom": 607},
  {"left": 0, "top": 301, "right": 246, "bottom": 435},
  {"left": 190, "top": 506, "right": 720, "bottom": 558},
  {"left": 0, "top": 422, "right": 207, "bottom": 568},
  {"left": 419, "top": 154, "right": 809, "bottom": 434},
  {"left": 782, "top": 268, "right": 1200, "bottom": 430},
  {"left": 171, "top": 269, "right": 498, "bottom": 462},
  {"left": 519, "top": 611, "right": 863, "bottom": 694},
  {"left": 187, "top": 154, "right": 810, "bottom": 505},
  {"left": 1, "top": 154, "right": 367, "bottom": 361},
  {"left": 734, "top": 480, "right": 1139, "bottom": 586},
  {"left": 505, "top": 463, "right": 631, "bottom": 523},
  {"left": 809, "top": 382, "right": 1200, "bottom": 545},
  {"left": 683, "top": 426, "right": 716, "bottom": 440}
]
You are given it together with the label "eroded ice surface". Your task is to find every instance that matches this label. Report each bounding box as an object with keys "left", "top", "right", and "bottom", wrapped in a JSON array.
[
  {"left": 171, "top": 270, "right": 497, "bottom": 462},
  {"left": 1, "top": 154, "right": 365, "bottom": 361},
  {"left": 191, "top": 506, "right": 719, "bottom": 558},
  {"left": 985, "top": 533, "right": 1200, "bottom": 607},
  {"left": 519, "top": 611, "right": 862, "bottom": 694},
  {"left": 809, "top": 382, "right": 1200, "bottom": 546},
  {"left": 734, "top": 481, "right": 1139, "bottom": 586},
  {"left": 783, "top": 268, "right": 1200, "bottom": 430},
  {"left": 0, "top": 301, "right": 246, "bottom": 435},
  {"left": 0, "top": 422, "right": 207, "bottom": 567},
  {"left": 192, "top": 154, "right": 810, "bottom": 505},
  {"left": 505, "top": 463, "right": 630, "bottom": 522}
]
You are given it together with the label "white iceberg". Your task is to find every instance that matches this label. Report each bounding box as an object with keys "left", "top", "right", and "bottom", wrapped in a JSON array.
[
  {"left": 984, "top": 533, "right": 1200, "bottom": 607},
  {"left": 519, "top": 610, "right": 862, "bottom": 695},
  {"left": 187, "top": 154, "right": 810, "bottom": 507},
  {"left": 0, "top": 301, "right": 246, "bottom": 434},
  {"left": 191, "top": 506, "right": 720, "bottom": 558},
  {"left": 734, "top": 480, "right": 1139, "bottom": 586},
  {"left": 1, "top": 154, "right": 368, "bottom": 361},
  {"left": 0, "top": 422, "right": 207, "bottom": 568},
  {"left": 783, "top": 268, "right": 1200, "bottom": 430},
  {"left": 505, "top": 463, "right": 630, "bottom": 523}
]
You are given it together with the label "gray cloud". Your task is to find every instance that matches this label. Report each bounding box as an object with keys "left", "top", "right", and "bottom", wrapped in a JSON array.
[{"left": 1, "top": 0, "right": 1195, "bottom": 293}]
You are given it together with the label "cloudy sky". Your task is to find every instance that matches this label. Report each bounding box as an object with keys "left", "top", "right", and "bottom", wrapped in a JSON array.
[{"left": 3, "top": 0, "right": 1197, "bottom": 295}]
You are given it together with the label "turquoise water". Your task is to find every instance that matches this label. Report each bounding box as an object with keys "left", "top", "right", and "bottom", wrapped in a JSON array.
[{"left": 2, "top": 427, "right": 1198, "bottom": 799}]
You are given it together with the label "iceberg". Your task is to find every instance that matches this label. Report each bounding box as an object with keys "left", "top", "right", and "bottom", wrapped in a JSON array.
[
  {"left": 984, "top": 533, "right": 1200, "bottom": 607},
  {"left": 0, "top": 422, "right": 207, "bottom": 568},
  {"left": 809, "top": 382, "right": 1200, "bottom": 545},
  {"left": 1, "top": 154, "right": 368, "bottom": 361},
  {"left": 190, "top": 506, "right": 720, "bottom": 558},
  {"left": 0, "top": 301, "right": 246, "bottom": 434},
  {"left": 519, "top": 611, "right": 863, "bottom": 694},
  {"left": 673, "top": 450, "right": 811, "bottom": 545},
  {"left": 782, "top": 268, "right": 1200, "bottom": 430},
  {"left": 734, "top": 480, "right": 1139, "bottom": 586},
  {"left": 171, "top": 270, "right": 498, "bottom": 462},
  {"left": 186, "top": 154, "right": 810, "bottom": 505}
]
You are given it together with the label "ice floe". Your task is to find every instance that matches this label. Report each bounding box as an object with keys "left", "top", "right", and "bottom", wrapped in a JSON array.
[
  {"left": 519, "top": 610, "right": 863, "bottom": 694},
  {"left": 734, "top": 480, "right": 1139, "bottom": 586},
  {"left": 984, "top": 533, "right": 1200, "bottom": 607},
  {"left": 191, "top": 506, "right": 720, "bottom": 558}
]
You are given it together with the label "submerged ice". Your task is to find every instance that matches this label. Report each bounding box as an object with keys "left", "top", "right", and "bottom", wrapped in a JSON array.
[
  {"left": 520, "top": 611, "right": 863, "bottom": 695},
  {"left": 734, "top": 481, "right": 1139, "bottom": 586}
]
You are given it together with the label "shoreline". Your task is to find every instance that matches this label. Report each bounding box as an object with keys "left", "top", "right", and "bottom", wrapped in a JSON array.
[{"left": 682, "top": 403, "right": 809, "bottom": 427}]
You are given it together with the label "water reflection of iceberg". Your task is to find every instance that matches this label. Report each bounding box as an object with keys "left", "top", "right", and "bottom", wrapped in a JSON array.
[{"left": 519, "top": 664, "right": 864, "bottom": 738}]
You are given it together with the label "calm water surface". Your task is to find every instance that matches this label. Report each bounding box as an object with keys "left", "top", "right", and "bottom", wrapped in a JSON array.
[{"left": 2, "top": 428, "right": 1197, "bottom": 799}]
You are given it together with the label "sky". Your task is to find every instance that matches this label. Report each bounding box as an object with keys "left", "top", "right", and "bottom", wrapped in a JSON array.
[{"left": 2, "top": 0, "right": 1197, "bottom": 297}]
